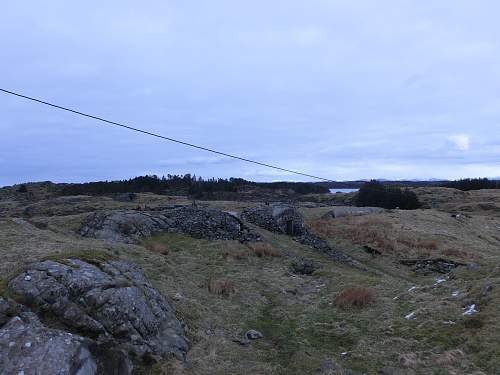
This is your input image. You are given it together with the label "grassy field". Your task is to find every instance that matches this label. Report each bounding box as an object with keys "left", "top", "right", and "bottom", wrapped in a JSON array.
[{"left": 1, "top": 188, "right": 500, "bottom": 374}]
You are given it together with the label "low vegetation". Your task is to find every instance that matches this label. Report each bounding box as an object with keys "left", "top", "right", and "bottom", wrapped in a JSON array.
[
  {"left": 2, "top": 184, "right": 500, "bottom": 374},
  {"left": 306, "top": 216, "right": 440, "bottom": 257}
]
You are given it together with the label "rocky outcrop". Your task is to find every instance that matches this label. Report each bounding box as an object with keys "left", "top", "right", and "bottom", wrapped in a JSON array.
[
  {"left": 400, "top": 258, "right": 466, "bottom": 274},
  {"left": 1, "top": 311, "right": 99, "bottom": 375},
  {"left": 322, "top": 206, "right": 384, "bottom": 219},
  {"left": 80, "top": 206, "right": 260, "bottom": 243},
  {"left": 8, "top": 259, "right": 189, "bottom": 365},
  {"left": 240, "top": 204, "right": 306, "bottom": 236},
  {"left": 0, "top": 297, "right": 132, "bottom": 375},
  {"left": 241, "top": 205, "right": 356, "bottom": 267},
  {"left": 293, "top": 232, "right": 355, "bottom": 266},
  {"left": 290, "top": 259, "right": 319, "bottom": 275}
]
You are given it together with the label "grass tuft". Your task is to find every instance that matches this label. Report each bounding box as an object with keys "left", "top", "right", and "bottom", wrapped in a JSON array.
[
  {"left": 248, "top": 243, "right": 281, "bottom": 258},
  {"left": 334, "top": 287, "right": 375, "bottom": 309},
  {"left": 207, "top": 277, "right": 235, "bottom": 296},
  {"left": 146, "top": 242, "right": 170, "bottom": 255}
]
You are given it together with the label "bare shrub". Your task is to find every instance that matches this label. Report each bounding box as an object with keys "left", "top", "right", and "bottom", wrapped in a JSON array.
[
  {"left": 249, "top": 243, "right": 281, "bottom": 257},
  {"left": 334, "top": 287, "right": 375, "bottom": 309},
  {"left": 207, "top": 278, "right": 235, "bottom": 296}
]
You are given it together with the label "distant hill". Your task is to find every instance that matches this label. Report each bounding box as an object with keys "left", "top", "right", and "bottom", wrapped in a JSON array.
[{"left": 315, "top": 180, "right": 448, "bottom": 189}]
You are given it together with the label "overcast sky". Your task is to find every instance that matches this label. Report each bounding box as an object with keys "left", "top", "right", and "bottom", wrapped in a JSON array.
[{"left": 1, "top": 1, "right": 500, "bottom": 186}]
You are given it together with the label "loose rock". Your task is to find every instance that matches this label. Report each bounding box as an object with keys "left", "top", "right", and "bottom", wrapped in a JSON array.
[
  {"left": 481, "top": 282, "right": 493, "bottom": 297},
  {"left": 463, "top": 304, "right": 478, "bottom": 316},
  {"left": 245, "top": 329, "right": 263, "bottom": 340}
]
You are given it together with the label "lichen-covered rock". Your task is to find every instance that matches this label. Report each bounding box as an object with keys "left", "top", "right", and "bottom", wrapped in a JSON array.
[
  {"left": 240, "top": 204, "right": 306, "bottom": 236},
  {"left": 80, "top": 206, "right": 259, "bottom": 243},
  {"left": 0, "top": 313, "right": 97, "bottom": 375},
  {"left": 8, "top": 259, "right": 189, "bottom": 362},
  {"left": 0, "top": 302, "right": 132, "bottom": 375}
]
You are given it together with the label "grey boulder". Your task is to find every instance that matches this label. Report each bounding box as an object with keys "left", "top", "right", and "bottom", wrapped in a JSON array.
[
  {"left": 0, "top": 305, "right": 132, "bottom": 375},
  {"left": 245, "top": 329, "right": 263, "bottom": 340},
  {"left": 8, "top": 259, "right": 189, "bottom": 362}
]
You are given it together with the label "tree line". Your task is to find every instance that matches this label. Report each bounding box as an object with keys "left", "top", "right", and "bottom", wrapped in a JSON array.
[
  {"left": 59, "top": 174, "right": 329, "bottom": 197},
  {"left": 442, "top": 178, "right": 500, "bottom": 191},
  {"left": 356, "top": 180, "right": 421, "bottom": 209}
]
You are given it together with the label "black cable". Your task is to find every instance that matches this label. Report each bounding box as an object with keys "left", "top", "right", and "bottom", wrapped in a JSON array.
[{"left": 0, "top": 88, "right": 334, "bottom": 182}]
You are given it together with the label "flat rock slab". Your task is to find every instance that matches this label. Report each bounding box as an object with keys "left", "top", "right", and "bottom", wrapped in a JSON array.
[
  {"left": 322, "top": 206, "right": 385, "bottom": 219},
  {"left": 8, "top": 259, "right": 189, "bottom": 362},
  {"left": 80, "top": 206, "right": 260, "bottom": 243}
]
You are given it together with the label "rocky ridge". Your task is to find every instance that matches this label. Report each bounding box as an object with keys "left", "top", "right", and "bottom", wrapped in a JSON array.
[{"left": 80, "top": 206, "right": 260, "bottom": 243}]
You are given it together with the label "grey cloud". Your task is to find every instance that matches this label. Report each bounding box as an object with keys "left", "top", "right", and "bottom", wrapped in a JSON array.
[{"left": 1, "top": 1, "right": 500, "bottom": 185}]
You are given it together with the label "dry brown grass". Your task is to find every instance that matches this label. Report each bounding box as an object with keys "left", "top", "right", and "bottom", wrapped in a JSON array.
[
  {"left": 334, "top": 287, "right": 375, "bottom": 309},
  {"left": 220, "top": 247, "right": 250, "bottom": 260},
  {"left": 146, "top": 242, "right": 170, "bottom": 255},
  {"left": 307, "top": 217, "right": 440, "bottom": 256},
  {"left": 307, "top": 217, "right": 398, "bottom": 253},
  {"left": 248, "top": 243, "right": 281, "bottom": 258},
  {"left": 207, "top": 277, "right": 235, "bottom": 296},
  {"left": 441, "top": 247, "right": 469, "bottom": 259}
]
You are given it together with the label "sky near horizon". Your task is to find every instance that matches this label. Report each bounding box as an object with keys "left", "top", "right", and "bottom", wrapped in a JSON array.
[{"left": 1, "top": 1, "right": 500, "bottom": 186}]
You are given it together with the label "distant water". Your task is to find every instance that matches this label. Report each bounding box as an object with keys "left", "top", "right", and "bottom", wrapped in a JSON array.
[{"left": 329, "top": 188, "right": 359, "bottom": 194}]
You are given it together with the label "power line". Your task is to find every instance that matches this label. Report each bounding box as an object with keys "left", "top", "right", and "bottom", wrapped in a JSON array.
[{"left": 0, "top": 88, "right": 334, "bottom": 182}]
